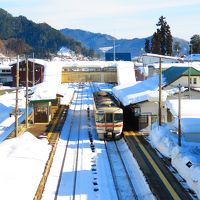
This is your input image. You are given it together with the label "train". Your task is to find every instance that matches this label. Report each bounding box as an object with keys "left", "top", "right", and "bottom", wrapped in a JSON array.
[{"left": 93, "top": 91, "right": 123, "bottom": 140}]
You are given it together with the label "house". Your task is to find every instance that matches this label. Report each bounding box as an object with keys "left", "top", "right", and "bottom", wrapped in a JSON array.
[
  {"left": 10, "top": 59, "right": 45, "bottom": 87},
  {"left": 113, "top": 66, "right": 200, "bottom": 131},
  {"left": 0, "top": 63, "right": 12, "bottom": 86}
]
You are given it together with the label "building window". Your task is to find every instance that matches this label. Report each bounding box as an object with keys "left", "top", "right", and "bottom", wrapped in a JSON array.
[{"left": 193, "top": 78, "right": 197, "bottom": 84}]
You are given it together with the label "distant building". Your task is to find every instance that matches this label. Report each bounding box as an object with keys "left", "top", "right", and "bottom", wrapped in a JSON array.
[
  {"left": 105, "top": 53, "right": 131, "bottom": 61},
  {"left": 10, "top": 59, "right": 45, "bottom": 87},
  {"left": 0, "top": 64, "right": 12, "bottom": 86}
]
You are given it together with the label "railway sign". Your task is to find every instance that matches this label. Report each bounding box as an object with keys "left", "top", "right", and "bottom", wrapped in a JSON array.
[{"left": 186, "top": 161, "right": 192, "bottom": 168}]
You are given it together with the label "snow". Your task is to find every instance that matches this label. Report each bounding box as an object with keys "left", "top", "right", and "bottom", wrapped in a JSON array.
[
  {"left": 149, "top": 123, "right": 200, "bottom": 199},
  {"left": 1, "top": 58, "right": 200, "bottom": 199},
  {"left": 116, "top": 61, "right": 136, "bottom": 85},
  {"left": 166, "top": 99, "right": 200, "bottom": 118},
  {"left": 113, "top": 75, "right": 168, "bottom": 106},
  {"left": 0, "top": 131, "right": 51, "bottom": 200},
  {"left": 0, "top": 89, "right": 28, "bottom": 141}
]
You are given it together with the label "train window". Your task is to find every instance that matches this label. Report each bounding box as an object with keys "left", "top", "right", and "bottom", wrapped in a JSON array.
[
  {"left": 106, "top": 113, "right": 113, "bottom": 123},
  {"left": 96, "top": 113, "right": 105, "bottom": 123},
  {"left": 114, "top": 114, "right": 123, "bottom": 122}
]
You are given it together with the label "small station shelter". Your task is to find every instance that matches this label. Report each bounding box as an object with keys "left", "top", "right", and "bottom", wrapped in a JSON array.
[
  {"left": 31, "top": 99, "right": 53, "bottom": 124},
  {"left": 31, "top": 93, "right": 63, "bottom": 124}
]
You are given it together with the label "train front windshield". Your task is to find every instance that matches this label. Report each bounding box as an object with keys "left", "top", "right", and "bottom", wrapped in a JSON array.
[
  {"left": 96, "top": 113, "right": 123, "bottom": 123},
  {"left": 114, "top": 113, "right": 123, "bottom": 123},
  {"left": 96, "top": 113, "right": 105, "bottom": 123}
]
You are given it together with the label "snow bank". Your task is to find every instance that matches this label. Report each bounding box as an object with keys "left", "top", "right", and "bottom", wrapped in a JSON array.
[
  {"left": 0, "top": 132, "right": 51, "bottom": 200},
  {"left": 150, "top": 123, "right": 200, "bottom": 199}
]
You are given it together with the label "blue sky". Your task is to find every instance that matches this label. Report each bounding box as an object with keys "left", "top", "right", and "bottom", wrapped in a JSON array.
[{"left": 1, "top": 0, "right": 200, "bottom": 41}]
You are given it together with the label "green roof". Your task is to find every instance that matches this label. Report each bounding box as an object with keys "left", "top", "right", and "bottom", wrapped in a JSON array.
[
  {"left": 162, "top": 67, "right": 200, "bottom": 86},
  {"left": 30, "top": 99, "right": 56, "bottom": 103}
]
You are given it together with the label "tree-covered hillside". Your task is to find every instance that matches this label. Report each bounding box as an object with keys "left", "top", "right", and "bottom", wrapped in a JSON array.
[{"left": 0, "top": 9, "right": 95, "bottom": 58}]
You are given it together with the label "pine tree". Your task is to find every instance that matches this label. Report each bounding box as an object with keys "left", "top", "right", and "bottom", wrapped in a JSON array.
[
  {"left": 190, "top": 34, "right": 200, "bottom": 53},
  {"left": 151, "top": 32, "right": 161, "bottom": 54},
  {"left": 144, "top": 39, "right": 151, "bottom": 53},
  {"left": 165, "top": 24, "right": 173, "bottom": 55},
  {"left": 153, "top": 16, "right": 173, "bottom": 55}
]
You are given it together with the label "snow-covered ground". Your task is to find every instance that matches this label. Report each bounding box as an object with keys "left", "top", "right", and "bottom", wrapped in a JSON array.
[
  {"left": 149, "top": 123, "right": 200, "bottom": 199},
  {"left": 0, "top": 82, "right": 153, "bottom": 200}
]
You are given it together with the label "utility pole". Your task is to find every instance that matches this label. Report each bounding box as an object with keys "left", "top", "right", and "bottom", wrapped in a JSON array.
[
  {"left": 15, "top": 55, "right": 19, "bottom": 137},
  {"left": 177, "top": 84, "right": 182, "bottom": 146},
  {"left": 26, "top": 56, "right": 29, "bottom": 128},
  {"left": 188, "top": 43, "right": 192, "bottom": 99},
  {"left": 113, "top": 39, "right": 116, "bottom": 61},
  {"left": 32, "top": 52, "right": 35, "bottom": 86},
  {"left": 159, "top": 57, "right": 162, "bottom": 126}
]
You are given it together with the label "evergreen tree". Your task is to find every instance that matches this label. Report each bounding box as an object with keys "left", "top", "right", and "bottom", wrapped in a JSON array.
[
  {"left": 190, "top": 34, "right": 200, "bottom": 53},
  {"left": 151, "top": 32, "right": 161, "bottom": 54},
  {"left": 165, "top": 24, "right": 173, "bottom": 55},
  {"left": 151, "top": 16, "right": 173, "bottom": 55},
  {"left": 144, "top": 39, "right": 151, "bottom": 53}
]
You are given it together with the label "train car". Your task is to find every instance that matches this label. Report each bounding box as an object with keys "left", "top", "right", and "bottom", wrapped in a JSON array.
[{"left": 93, "top": 91, "right": 123, "bottom": 140}]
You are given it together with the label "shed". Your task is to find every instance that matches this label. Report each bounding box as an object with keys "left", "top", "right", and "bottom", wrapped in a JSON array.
[{"left": 10, "top": 59, "right": 45, "bottom": 87}]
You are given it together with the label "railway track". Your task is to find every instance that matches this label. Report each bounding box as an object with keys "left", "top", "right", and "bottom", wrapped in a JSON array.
[
  {"left": 54, "top": 83, "right": 84, "bottom": 200},
  {"left": 105, "top": 140, "right": 138, "bottom": 200}
]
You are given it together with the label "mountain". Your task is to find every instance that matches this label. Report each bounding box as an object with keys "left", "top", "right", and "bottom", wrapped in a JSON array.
[
  {"left": 0, "top": 9, "right": 95, "bottom": 58},
  {"left": 60, "top": 28, "right": 189, "bottom": 58}
]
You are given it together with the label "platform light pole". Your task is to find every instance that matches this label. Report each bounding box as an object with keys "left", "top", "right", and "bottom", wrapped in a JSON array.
[{"left": 177, "top": 84, "right": 182, "bottom": 146}]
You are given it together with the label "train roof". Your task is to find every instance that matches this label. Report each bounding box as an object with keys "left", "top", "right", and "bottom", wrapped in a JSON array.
[{"left": 93, "top": 91, "right": 121, "bottom": 110}]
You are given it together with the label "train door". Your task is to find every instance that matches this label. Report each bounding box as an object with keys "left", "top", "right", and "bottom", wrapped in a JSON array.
[{"left": 105, "top": 113, "right": 114, "bottom": 133}]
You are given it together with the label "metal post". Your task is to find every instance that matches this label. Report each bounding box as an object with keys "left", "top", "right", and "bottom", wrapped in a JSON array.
[
  {"left": 159, "top": 57, "right": 162, "bottom": 126},
  {"left": 26, "top": 57, "right": 29, "bottom": 128},
  {"left": 178, "top": 84, "right": 182, "bottom": 146},
  {"left": 15, "top": 55, "right": 19, "bottom": 137}
]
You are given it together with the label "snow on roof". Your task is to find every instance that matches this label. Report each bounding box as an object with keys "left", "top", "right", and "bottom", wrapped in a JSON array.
[
  {"left": 112, "top": 67, "right": 194, "bottom": 106},
  {"left": 0, "top": 63, "right": 11, "bottom": 69},
  {"left": 9, "top": 58, "right": 48, "bottom": 66},
  {"left": 116, "top": 61, "right": 135, "bottom": 85},
  {"left": 30, "top": 82, "right": 58, "bottom": 101},
  {"left": 166, "top": 99, "right": 200, "bottom": 118},
  {"left": 113, "top": 75, "right": 168, "bottom": 106}
]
